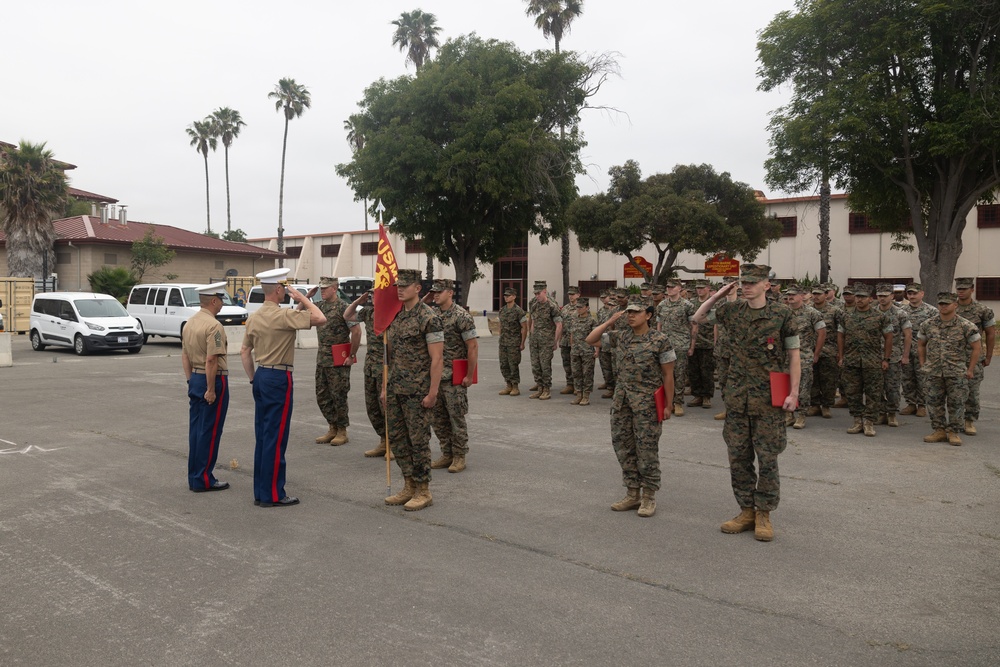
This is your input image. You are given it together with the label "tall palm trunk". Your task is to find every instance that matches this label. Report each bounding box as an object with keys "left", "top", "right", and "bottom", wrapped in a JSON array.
[
  {"left": 555, "top": 36, "right": 570, "bottom": 302},
  {"left": 277, "top": 115, "right": 289, "bottom": 264},
  {"left": 202, "top": 153, "right": 211, "bottom": 233},
  {"left": 224, "top": 145, "right": 232, "bottom": 233},
  {"left": 819, "top": 177, "right": 831, "bottom": 283},
  {"left": 426, "top": 253, "right": 434, "bottom": 282}
]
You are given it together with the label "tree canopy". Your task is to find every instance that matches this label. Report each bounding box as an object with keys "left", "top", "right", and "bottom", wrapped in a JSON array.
[
  {"left": 758, "top": 0, "right": 1000, "bottom": 295},
  {"left": 336, "top": 35, "right": 588, "bottom": 305},
  {"left": 566, "top": 161, "right": 780, "bottom": 284},
  {"left": 130, "top": 227, "right": 175, "bottom": 282}
]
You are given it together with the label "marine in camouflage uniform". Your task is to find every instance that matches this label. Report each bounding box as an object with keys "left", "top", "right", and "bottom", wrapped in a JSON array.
[
  {"left": 838, "top": 283, "right": 893, "bottom": 434},
  {"left": 809, "top": 285, "right": 841, "bottom": 414},
  {"left": 900, "top": 283, "right": 938, "bottom": 415},
  {"left": 875, "top": 283, "right": 912, "bottom": 424},
  {"left": 596, "top": 290, "right": 615, "bottom": 390},
  {"left": 834, "top": 285, "right": 857, "bottom": 407},
  {"left": 656, "top": 279, "right": 697, "bottom": 413},
  {"left": 696, "top": 265, "right": 800, "bottom": 541},
  {"left": 955, "top": 277, "right": 997, "bottom": 435},
  {"left": 688, "top": 280, "right": 716, "bottom": 407},
  {"left": 569, "top": 299, "right": 597, "bottom": 403},
  {"left": 384, "top": 269, "right": 444, "bottom": 510},
  {"left": 603, "top": 287, "right": 631, "bottom": 398},
  {"left": 587, "top": 296, "right": 675, "bottom": 517},
  {"left": 428, "top": 279, "right": 478, "bottom": 472},
  {"left": 353, "top": 302, "right": 389, "bottom": 455},
  {"left": 527, "top": 281, "right": 563, "bottom": 399},
  {"left": 786, "top": 284, "right": 826, "bottom": 427},
  {"left": 918, "top": 292, "right": 982, "bottom": 444},
  {"left": 314, "top": 277, "right": 361, "bottom": 445},
  {"left": 498, "top": 287, "right": 527, "bottom": 394},
  {"left": 559, "top": 286, "right": 581, "bottom": 393}
]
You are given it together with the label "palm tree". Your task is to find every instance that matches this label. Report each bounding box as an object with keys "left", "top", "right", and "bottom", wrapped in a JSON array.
[
  {"left": 186, "top": 118, "right": 217, "bottom": 234},
  {"left": 524, "top": 1, "right": 583, "bottom": 302},
  {"left": 391, "top": 9, "right": 441, "bottom": 70},
  {"left": 268, "top": 78, "right": 311, "bottom": 261},
  {"left": 210, "top": 107, "right": 246, "bottom": 233},
  {"left": 344, "top": 118, "right": 369, "bottom": 231},
  {"left": 0, "top": 141, "right": 68, "bottom": 279}
]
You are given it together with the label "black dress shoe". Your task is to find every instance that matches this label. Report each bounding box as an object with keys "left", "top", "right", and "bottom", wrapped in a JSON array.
[
  {"left": 259, "top": 496, "right": 299, "bottom": 508},
  {"left": 192, "top": 481, "right": 230, "bottom": 492},
  {"left": 253, "top": 499, "right": 261, "bottom": 506}
]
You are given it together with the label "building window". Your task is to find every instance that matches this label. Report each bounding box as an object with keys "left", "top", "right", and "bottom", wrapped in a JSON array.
[
  {"left": 774, "top": 216, "right": 797, "bottom": 237},
  {"left": 978, "top": 204, "right": 1000, "bottom": 229},
  {"left": 848, "top": 212, "right": 881, "bottom": 234},
  {"left": 104, "top": 253, "right": 117, "bottom": 265},
  {"left": 405, "top": 238, "right": 425, "bottom": 254},
  {"left": 285, "top": 246, "right": 302, "bottom": 258},
  {"left": 215, "top": 260, "right": 224, "bottom": 270},
  {"left": 977, "top": 277, "right": 1000, "bottom": 301},
  {"left": 56, "top": 252, "right": 71, "bottom": 265},
  {"left": 321, "top": 244, "right": 340, "bottom": 257},
  {"left": 360, "top": 241, "right": 379, "bottom": 255},
  {"left": 579, "top": 280, "right": 617, "bottom": 298}
]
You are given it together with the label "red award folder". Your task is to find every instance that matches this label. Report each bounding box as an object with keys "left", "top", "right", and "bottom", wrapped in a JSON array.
[
  {"left": 452, "top": 359, "right": 478, "bottom": 386},
  {"left": 331, "top": 343, "right": 353, "bottom": 367},
  {"left": 654, "top": 385, "right": 666, "bottom": 422},
  {"left": 770, "top": 371, "right": 791, "bottom": 407}
]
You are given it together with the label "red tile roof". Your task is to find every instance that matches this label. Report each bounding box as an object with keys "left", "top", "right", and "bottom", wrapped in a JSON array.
[
  {"left": 68, "top": 186, "right": 118, "bottom": 203},
  {"left": 0, "top": 216, "right": 286, "bottom": 258}
]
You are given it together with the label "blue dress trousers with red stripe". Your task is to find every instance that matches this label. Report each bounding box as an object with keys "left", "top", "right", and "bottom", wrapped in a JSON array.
[
  {"left": 252, "top": 367, "right": 294, "bottom": 503},
  {"left": 187, "top": 373, "right": 229, "bottom": 491}
]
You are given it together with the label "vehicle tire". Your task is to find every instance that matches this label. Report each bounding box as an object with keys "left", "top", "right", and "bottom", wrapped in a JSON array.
[
  {"left": 74, "top": 334, "right": 89, "bottom": 356},
  {"left": 30, "top": 330, "right": 46, "bottom": 351},
  {"left": 127, "top": 345, "right": 142, "bottom": 354},
  {"left": 136, "top": 321, "right": 148, "bottom": 344}
]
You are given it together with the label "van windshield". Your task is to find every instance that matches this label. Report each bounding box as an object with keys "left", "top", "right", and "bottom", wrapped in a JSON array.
[
  {"left": 75, "top": 299, "right": 129, "bottom": 318},
  {"left": 182, "top": 288, "right": 235, "bottom": 307}
]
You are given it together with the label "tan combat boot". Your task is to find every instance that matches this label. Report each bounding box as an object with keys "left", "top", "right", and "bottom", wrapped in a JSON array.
[
  {"left": 560, "top": 384, "right": 575, "bottom": 395},
  {"left": 602, "top": 389, "right": 614, "bottom": 399},
  {"left": 714, "top": 410, "right": 727, "bottom": 421},
  {"left": 499, "top": 384, "right": 513, "bottom": 395},
  {"left": 754, "top": 510, "right": 774, "bottom": 541},
  {"left": 329, "top": 427, "right": 349, "bottom": 446},
  {"left": 821, "top": 406, "right": 832, "bottom": 419},
  {"left": 915, "top": 405, "right": 927, "bottom": 417},
  {"left": 947, "top": 431, "right": 962, "bottom": 446},
  {"left": 923, "top": 429, "right": 948, "bottom": 443},
  {"left": 539, "top": 388, "right": 552, "bottom": 400},
  {"left": 315, "top": 425, "right": 337, "bottom": 444},
  {"left": 876, "top": 413, "right": 888, "bottom": 425},
  {"left": 847, "top": 418, "right": 864, "bottom": 434},
  {"left": 793, "top": 413, "right": 806, "bottom": 429},
  {"left": 403, "top": 481, "right": 432, "bottom": 511},
  {"left": 611, "top": 487, "right": 641, "bottom": 512},
  {"left": 579, "top": 391, "right": 590, "bottom": 406},
  {"left": 597, "top": 382, "right": 608, "bottom": 390},
  {"left": 964, "top": 420, "right": 977, "bottom": 435},
  {"left": 702, "top": 398, "right": 712, "bottom": 409},
  {"left": 720, "top": 507, "right": 756, "bottom": 533},
  {"left": 448, "top": 454, "right": 466, "bottom": 473},
  {"left": 687, "top": 397, "right": 703, "bottom": 407},
  {"left": 529, "top": 388, "right": 543, "bottom": 399},
  {"left": 385, "top": 477, "right": 415, "bottom": 505},
  {"left": 899, "top": 403, "right": 917, "bottom": 416},
  {"left": 834, "top": 397, "right": 849, "bottom": 408},
  {"left": 529, "top": 384, "right": 539, "bottom": 392},
  {"left": 431, "top": 454, "right": 453, "bottom": 469},
  {"left": 570, "top": 391, "right": 583, "bottom": 405},
  {"left": 785, "top": 412, "right": 795, "bottom": 427},
  {"left": 863, "top": 420, "right": 876, "bottom": 437},
  {"left": 673, "top": 403, "right": 685, "bottom": 416},
  {"left": 886, "top": 412, "right": 899, "bottom": 427},
  {"left": 509, "top": 383, "right": 520, "bottom": 396},
  {"left": 637, "top": 489, "right": 656, "bottom": 518},
  {"left": 364, "top": 435, "right": 392, "bottom": 458},
  {"left": 805, "top": 406, "right": 822, "bottom": 417}
]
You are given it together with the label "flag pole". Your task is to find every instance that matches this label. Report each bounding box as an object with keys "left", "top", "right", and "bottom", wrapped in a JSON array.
[{"left": 383, "top": 329, "right": 391, "bottom": 496}]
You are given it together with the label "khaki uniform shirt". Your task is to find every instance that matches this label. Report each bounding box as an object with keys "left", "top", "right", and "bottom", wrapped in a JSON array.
[
  {"left": 244, "top": 302, "right": 312, "bottom": 367},
  {"left": 182, "top": 307, "right": 228, "bottom": 370}
]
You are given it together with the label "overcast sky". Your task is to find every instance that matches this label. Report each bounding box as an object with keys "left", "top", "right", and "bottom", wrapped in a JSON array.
[{"left": 4, "top": 0, "right": 799, "bottom": 240}]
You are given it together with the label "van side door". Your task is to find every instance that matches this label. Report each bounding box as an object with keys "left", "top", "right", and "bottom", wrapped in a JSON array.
[{"left": 165, "top": 287, "right": 185, "bottom": 336}]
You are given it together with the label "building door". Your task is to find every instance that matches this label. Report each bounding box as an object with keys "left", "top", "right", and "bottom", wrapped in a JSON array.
[{"left": 493, "top": 234, "right": 529, "bottom": 310}]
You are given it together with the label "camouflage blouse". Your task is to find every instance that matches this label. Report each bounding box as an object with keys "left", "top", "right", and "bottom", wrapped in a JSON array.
[
  {"left": 656, "top": 298, "right": 696, "bottom": 350},
  {"left": 316, "top": 297, "right": 359, "bottom": 368},
  {"left": 788, "top": 305, "right": 826, "bottom": 360},
  {"left": 529, "top": 299, "right": 562, "bottom": 342},
  {"left": 498, "top": 303, "right": 527, "bottom": 347},
  {"left": 918, "top": 315, "right": 981, "bottom": 377},
  {"left": 569, "top": 311, "right": 597, "bottom": 354},
  {"left": 816, "top": 303, "right": 841, "bottom": 359},
  {"left": 434, "top": 304, "right": 478, "bottom": 383},
  {"left": 359, "top": 306, "right": 385, "bottom": 379},
  {"left": 838, "top": 308, "right": 893, "bottom": 368},
  {"left": 608, "top": 328, "right": 676, "bottom": 400},
  {"left": 877, "top": 304, "right": 912, "bottom": 363},
  {"left": 386, "top": 303, "right": 444, "bottom": 395}
]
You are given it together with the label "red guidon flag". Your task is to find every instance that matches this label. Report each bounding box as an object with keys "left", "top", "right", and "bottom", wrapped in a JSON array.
[{"left": 373, "top": 223, "right": 403, "bottom": 335}]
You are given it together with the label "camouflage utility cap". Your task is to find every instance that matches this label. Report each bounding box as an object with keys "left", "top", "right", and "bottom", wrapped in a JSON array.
[
  {"left": 503, "top": 287, "right": 517, "bottom": 296},
  {"left": 624, "top": 296, "right": 647, "bottom": 312},
  {"left": 785, "top": 284, "right": 803, "bottom": 295},
  {"left": 937, "top": 291, "right": 958, "bottom": 304},
  {"left": 567, "top": 285, "right": 580, "bottom": 295},
  {"left": 395, "top": 268, "right": 421, "bottom": 286},
  {"left": 875, "top": 283, "right": 893, "bottom": 296},
  {"left": 430, "top": 278, "right": 455, "bottom": 292},
  {"left": 533, "top": 281, "right": 547, "bottom": 293},
  {"left": 955, "top": 277, "right": 975, "bottom": 289},
  {"left": 740, "top": 264, "right": 771, "bottom": 283},
  {"left": 694, "top": 279, "right": 710, "bottom": 288},
  {"left": 318, "top": 276, "right": 338, "bottom": 288},
  {"left": 651, "top": 284, "right": 665, "bottom": 294},
  {"left": 905, "top": 283, "right": 922, "bottom": 292},
  {"left": 639, "top": 282, "right": 651, "bottom": 290},
  {"left": 811, "top": 285, "right": 825, "bottom": 294},
  {"left": 852, "top": 283, "right": 873, "bottom": 297},
  {"left": 576, "top": 299, "right": 589, "bottom": 309},
  {"left": 842, "top": 285, "right": 855, "bottom": 295}
]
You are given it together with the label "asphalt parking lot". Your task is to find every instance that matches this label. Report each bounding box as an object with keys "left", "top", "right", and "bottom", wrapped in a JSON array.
[{"left": 1, "top": 333, "right": 998, "bottom": 666}]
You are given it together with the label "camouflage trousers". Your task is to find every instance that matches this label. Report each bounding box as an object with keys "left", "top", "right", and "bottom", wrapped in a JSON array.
[
  {"left": 723, "top": 408, "right": 787, "bottom": 512},
  {"left": 843, "top": 365, "right": 884, "bottom": 421},
  {"left": 671, "top": 350, "right": 689, "bottom": 405},
  {"left": 571, "top": 348, "right": 596, "bottom": 393},
  {"left": 498, "top": 343, "right": 522, "bottom": 385},
  {"left": 386, "top": 393, "right": 433, "bottom": 484},
  {"left": 882, "top": 361, "right": 902, "bottom": 413},
  {"left": 529, "top": 336, "right": 555, "bottom": 389},
  {"left": 715, "top": 354, "right": 731, "bottom": 401},
  {"left": 689, "top": 347, "right": 716, "bottom": 399},
  {"left": 364, "top": 374, "right": 386, "bottom": 437},
  {"left": 611, "top": 391, "right": 663, "bottom": 491},
  {"left": 315, "top": 365, "right": 351, "bottom": 428},
  {"left": 431, "top": 384, "right": 469, "bottom": 457},
  {"left": 901, "top": 351, "right": 926, "bottom": 406},
  {"left": 797, "top": 358, "right": 813, "bottom": 410},
  {"left": 599, "top": 347, "right": 614, "bottom": 388},
  {"left": 561, "top": 343, "right": 574, "bottom": 386},
  {"left": 924, "top": 373, "right": 969, "bottom": 432},
  {"left": 811, "top": 356, "right": 840, "bottom": 408},
  {"left": 964, "top": 361, "right": 985, "bottom": 421}
]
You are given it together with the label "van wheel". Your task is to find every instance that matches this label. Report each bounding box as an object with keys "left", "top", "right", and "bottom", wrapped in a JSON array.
[
  {"left": 30, "top": 330, "right": 46, "bottom": 351},
  {"left": 74, "top": 334, "right": 89, "bottom": 356},
  {"left": 136, "top": 321, "right": 148, "bottom": 344},
  {"left": 127, "top": 345, "right": 142, "bottom": 354}
]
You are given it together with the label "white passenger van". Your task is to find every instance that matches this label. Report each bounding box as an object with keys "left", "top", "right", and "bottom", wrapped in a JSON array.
[
  {"left": 127, "top": 283, "right": 248, "bottom": 341},
  {"left": 245, "top": 284, "right": 321, "bottom": 313},
  {"left": 244, "top": 277, "right": 374, "bottom": 314},
  {"left": 30, "top": 292, "right": 144, "bottom": 355}
]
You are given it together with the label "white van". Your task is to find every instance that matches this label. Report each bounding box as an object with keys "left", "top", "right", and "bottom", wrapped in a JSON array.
[
  {"left": 30, "top": 292, "right": 144, "bottom": 355},
  {"left": 245, "top": 284, "right": 322, "bottom": 314},
  {"left": 244, "top": 277, "right": 374, "bottom": 313},
  {"left": 127, "top": 283, "right": 248, "bottom": 341}
]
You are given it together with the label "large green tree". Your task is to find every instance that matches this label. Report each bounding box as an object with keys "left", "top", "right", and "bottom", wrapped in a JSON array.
[
  {"left": 391, "top": 9, "right": 441, "bottom": 70},
  {"left": 130, "top": 227, "right": 176, "bottom": 282},
  {"left": 758, "top": 0, "right": 1000, "bottom": 296},
  {"left": 210, "top": 107, "right": 246, "bottom": 234},
  {"left": 337, "top": 36, "right": 588, "bottom": 306},
  {"left": 0, "top": 141, "right": 68, "bottom": 279},
  {"left": 268, "top": 78, "right": 311, "bottom": 262},
  {"left": 186, "top": 118, "right": 217, "bottom": 234},
  {"left": 567, "top": 161, "right": 782, "bottom": 284}
]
